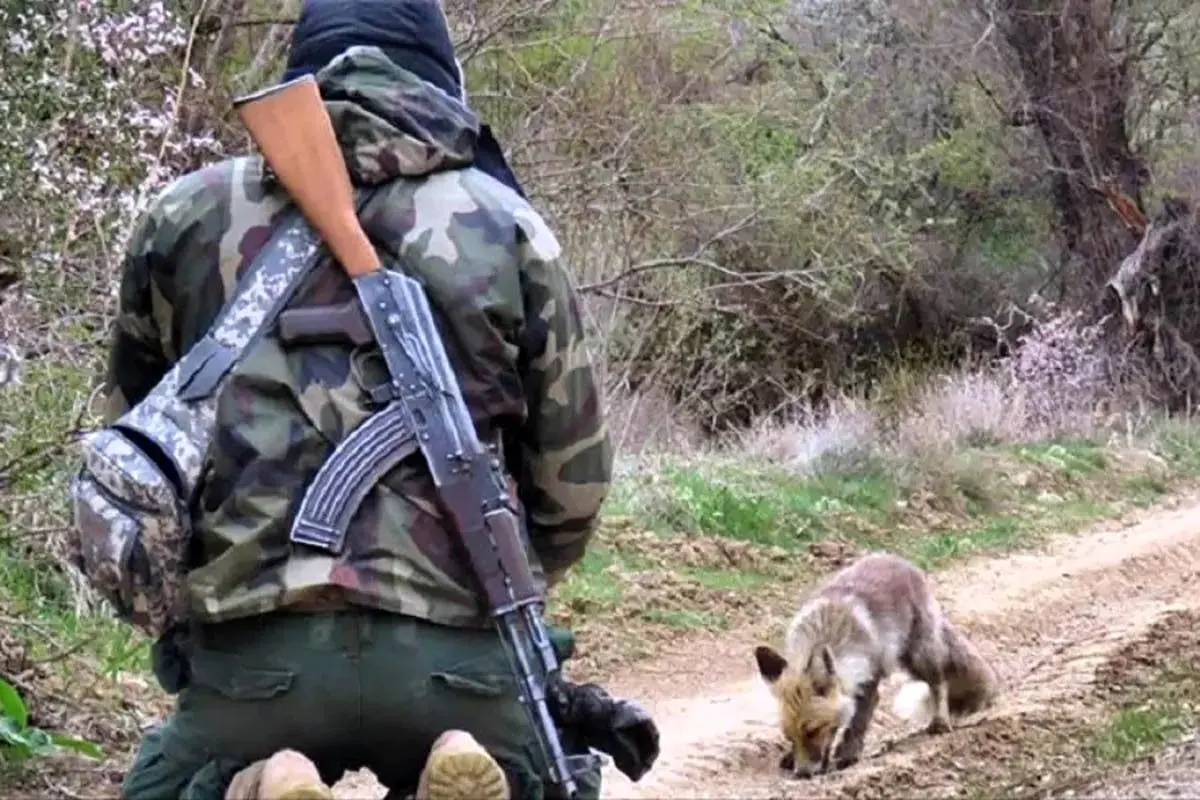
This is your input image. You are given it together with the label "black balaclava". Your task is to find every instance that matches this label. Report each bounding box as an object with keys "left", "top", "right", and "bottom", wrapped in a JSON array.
[{"left": 282, "top": 0, "right": 528, "bottom": 200}]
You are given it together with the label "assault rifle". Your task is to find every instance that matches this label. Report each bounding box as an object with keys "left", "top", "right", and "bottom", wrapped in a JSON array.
[{"left": 233, "top": 75, "right": 597, "bottom": 797}]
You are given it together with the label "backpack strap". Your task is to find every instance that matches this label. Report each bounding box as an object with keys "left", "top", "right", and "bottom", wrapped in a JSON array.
[
  {"left": 173, "top": 189, "right": 375, "bottom": 403},
  {"left": 69, "top": 184, "right": 377, "bottom": 641}
]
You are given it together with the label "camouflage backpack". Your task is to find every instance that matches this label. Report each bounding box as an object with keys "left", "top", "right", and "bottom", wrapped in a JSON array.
[{"left": 68, "top": 208, "right": 327, "bottom": 639}]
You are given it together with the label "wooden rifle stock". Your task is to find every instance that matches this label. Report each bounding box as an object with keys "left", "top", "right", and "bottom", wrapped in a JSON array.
[{"left": 232, "top": 75, "right": 381, "bottom": 278}]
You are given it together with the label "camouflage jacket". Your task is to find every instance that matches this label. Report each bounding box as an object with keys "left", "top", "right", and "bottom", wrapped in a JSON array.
[{"left": 102, "top": 47, "right": 612, "bottom": 628}]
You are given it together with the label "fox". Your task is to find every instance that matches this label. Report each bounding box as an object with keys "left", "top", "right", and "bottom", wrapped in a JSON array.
[{"left": 753, "top": 551, "right": 999, "bottom": 779}]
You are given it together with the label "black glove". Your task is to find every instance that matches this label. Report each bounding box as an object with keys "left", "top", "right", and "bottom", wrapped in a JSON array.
[
  {"left": 548, "top": 677, "right": 660, "bottom": 782},
  {"left": 151, "top": 623, "right": 192, "bottom": 694}
]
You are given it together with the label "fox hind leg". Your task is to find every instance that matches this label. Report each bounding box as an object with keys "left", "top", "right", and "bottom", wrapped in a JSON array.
[
  {"left": 903, "top": 639, "right": 953, "bottom": 735},
  {"left": 924, "top": 680, "right": 952, "bottom": 735}
]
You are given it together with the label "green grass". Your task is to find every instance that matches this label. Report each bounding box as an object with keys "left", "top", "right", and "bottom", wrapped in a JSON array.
[
  {"left": 549, "top": 546, "right": 628, "bottom": 616},
  {"left": 1013, "top": 440, "right": 1109, "bottom": 478},
  {"left": 0, "top": 362, "right": 150, "bottom": 675},
  {"left": 901, "top": 516, "right": 1024, "bottom": 569},
  {"left": 619, "top": 460, "right": 896, "bottom": 549},
  {"left": 1125, "top": 473, "right": 1169, "bottom": 506},
  {"left": 1152, "top": 419, "right": 1200, "bottom": 472},
  {"left": 0, "top": 362, "right": 150, "bottom": 779},
  {"left": 559, "top": 427, "right": 1200, "bottom": 640},
  {"left": 1088, "top": 706, "right": 1192, "bottom": 763},
  {"left": 1088, "top": 653, "right": 1200, "bottom": 766},
  {"left": 639, "top": 608, "right": 729, "bottom": 629},
  {"left": 612, "top": 433, "right": 1199, "bottom": 563},
  {"left": 684, "top": 567, "right": 772, "bottom": 591}
]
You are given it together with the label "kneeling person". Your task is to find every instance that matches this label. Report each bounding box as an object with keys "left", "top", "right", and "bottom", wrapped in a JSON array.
[{"left": 78, "top": 1, "right": 657, "bottom": 798}]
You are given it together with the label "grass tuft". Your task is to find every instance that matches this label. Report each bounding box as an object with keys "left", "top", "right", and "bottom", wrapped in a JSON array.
[{"left": 1089, "top": 706, "right": 1192, "bottom": 764}]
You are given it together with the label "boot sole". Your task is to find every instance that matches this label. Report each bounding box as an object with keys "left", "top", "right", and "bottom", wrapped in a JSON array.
[{"left": 423, "top": 747, "right": 509, "bottom": 800}]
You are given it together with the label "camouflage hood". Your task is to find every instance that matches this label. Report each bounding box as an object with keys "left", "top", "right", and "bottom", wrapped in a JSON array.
[{"left": 315, "top": 45, "right": 479, "bottom": 184}]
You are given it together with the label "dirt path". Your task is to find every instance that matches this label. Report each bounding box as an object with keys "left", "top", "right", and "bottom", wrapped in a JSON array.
[
  {"left": 594, "top": 492, "right": 1200, "bottom": 799},
  {"left": 329, "top": 493, "right": 1200, "bottom": 799}
]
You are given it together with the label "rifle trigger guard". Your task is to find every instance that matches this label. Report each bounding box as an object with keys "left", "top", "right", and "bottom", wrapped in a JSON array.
[{"left": 350, "top": 348, "right": 394, "bottom": 407}]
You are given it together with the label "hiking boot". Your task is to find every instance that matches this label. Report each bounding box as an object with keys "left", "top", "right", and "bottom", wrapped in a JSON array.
[
  {"left": 415, "top": 730, "right": 510, "bottom": 800},
  {"left": 224, "top": 749, "right": 333, "bottom": 800}
]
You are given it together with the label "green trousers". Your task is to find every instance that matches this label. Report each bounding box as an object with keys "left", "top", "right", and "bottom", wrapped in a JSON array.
[{"left": 121, "top": 609, "right": 601, "bottom": 800}]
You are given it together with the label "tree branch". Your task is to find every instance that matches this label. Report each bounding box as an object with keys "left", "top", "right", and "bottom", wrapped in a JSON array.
[{"left": 578, "top": 212, "right": 759, "bottom": 293}]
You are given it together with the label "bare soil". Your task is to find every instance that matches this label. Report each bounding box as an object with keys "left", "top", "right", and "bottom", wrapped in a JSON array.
[{"left": 16, "top": 491, "right": 1200, "bottom": 798}]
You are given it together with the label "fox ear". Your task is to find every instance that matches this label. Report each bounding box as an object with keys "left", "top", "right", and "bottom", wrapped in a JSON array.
[
  {"left": 820, "top": 645, "right": 837, "bottom": 679},
  {"left": 806, "top": 644, "right": 838, "bottom": 680},
  {"left": 754, "top": 645, "right": 788, "bottom": 683}
]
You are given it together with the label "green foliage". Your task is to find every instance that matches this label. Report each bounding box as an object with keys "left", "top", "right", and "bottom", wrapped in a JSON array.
[
  {"left": 699, "top": 107, "right": 803, "bottom": 183},
  {"left": 0, "top": 678, "right": 102, "bottom": 764},
  {"left": 974, "top": 201, "right": 1049, "bottom": 271},
  {"left": 914, "top": 84, "right": 1009, "bottom": 190}
]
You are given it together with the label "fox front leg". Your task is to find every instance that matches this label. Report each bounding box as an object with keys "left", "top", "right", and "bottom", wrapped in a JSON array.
[{"left": 832, "top": 678, "right": 881, "bottom": 770}]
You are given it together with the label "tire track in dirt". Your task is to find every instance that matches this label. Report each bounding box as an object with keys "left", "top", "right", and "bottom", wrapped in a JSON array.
[{"left": 598, "top": 494, "right": 1200, "bottom": 799}]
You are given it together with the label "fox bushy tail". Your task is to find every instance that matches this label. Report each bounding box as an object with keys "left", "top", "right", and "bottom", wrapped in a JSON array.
[
  {"left": 891, "top": 620, "right": 1000, "bottom": 722},
  {"left": 942, "top": 619, "right": 999, "bottom": 714}
]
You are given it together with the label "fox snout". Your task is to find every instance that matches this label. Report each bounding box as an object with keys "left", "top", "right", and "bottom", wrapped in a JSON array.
[{"left": 780, "top": 729, "right": 836, "bottom": 778}]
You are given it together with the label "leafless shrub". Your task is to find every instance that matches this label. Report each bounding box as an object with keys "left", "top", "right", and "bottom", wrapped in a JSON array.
[
  {"left": 892, "top": 371, "right": 1017, "bottom": 458},
  {"left": 603, "top": 383, "right": 705, "bottom": 458},
  {"left": 719, "top": 307, "right": 1125, "bottom": 473},
  {"left": 730, "top": 394, "right": 879, "bottom": 477},
  {"left": 893, "top": 308, "right": 1113, "bottom": 453}
]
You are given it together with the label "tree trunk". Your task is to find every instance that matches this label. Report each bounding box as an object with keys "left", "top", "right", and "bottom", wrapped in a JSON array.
[{"left": 996, "top": 0, "right": 1148, "bottom": 306}]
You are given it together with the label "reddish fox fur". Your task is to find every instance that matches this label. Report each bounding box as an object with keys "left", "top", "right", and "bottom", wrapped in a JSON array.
[{"left": 753, "top": 552, "right": 999, "bottom": 778}]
